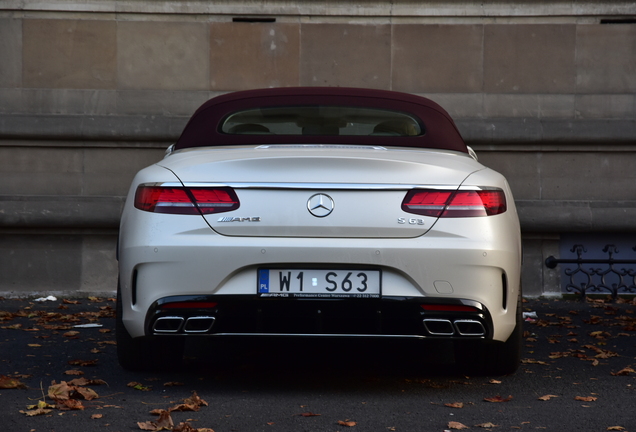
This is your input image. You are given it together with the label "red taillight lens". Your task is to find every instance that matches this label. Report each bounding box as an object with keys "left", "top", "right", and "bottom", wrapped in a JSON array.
[
  {"left": 134, "top": 186, "right": 239, "bottom": 215},
  {"left": 160, "top": 302, "right": 218, "bottom": 309},
  {"left": 421, "top": 304, "right": 479, "bottom": 312},
  {"left": 402, "top": 189, "right": 506, "bottom": 218}
]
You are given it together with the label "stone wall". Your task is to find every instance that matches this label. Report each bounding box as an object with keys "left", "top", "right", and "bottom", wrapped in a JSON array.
[{"left": 1, "top": 1, "right": 635, "bottom": 296}]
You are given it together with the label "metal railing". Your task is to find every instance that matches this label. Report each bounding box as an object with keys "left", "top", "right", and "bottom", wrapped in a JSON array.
[{"left": 545, "top": 244, "right": 636, "bottom": 300}]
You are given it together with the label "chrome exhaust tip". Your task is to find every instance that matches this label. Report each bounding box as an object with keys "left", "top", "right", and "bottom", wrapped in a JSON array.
[
  {"left": 184, "top": 316, "right": 216, "bottom": 333},
  {"left": 423, "top": 318, "right": 455, "bottom": 336},
  {"left": 454, "top": 319, "right": 486, "bottom": 336},
  {"left": 153, "top": 316, "right": 184, "bottom": 333}
]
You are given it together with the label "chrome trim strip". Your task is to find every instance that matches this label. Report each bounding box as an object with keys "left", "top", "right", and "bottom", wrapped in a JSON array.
[
  {"left": 145, "top": 182, "right": 490, "bottom": 191},
  {"left": 202, "top": 333, "right": 427, "bottom": 339}
]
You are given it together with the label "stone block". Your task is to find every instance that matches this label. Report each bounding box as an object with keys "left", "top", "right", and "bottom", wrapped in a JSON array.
[
  {"left": 0, "top": 147, "right": 83, "bottom": 195},
  {"left": 476, "top": 152, "right": 541, "bottom": 200},
  {"left": 82, "top": 148, "right": 165, "bottom": 196},
  {"left": 575, "top": 94, "right": 635, "bottom": 119},
  {"left": 539, "top": 152, "right": 636, "bottom": 201},
  {"left": 300, "top": 23, "right": 391, "bottom": 89},
  {"left": 210, "top": 22, "right": 300, "bottom": 90},
  {"left": 18, "top": 89, "right": 117, "bottom": 115},
  {"left": 484, "top": 24, "right": 576, "bottom": 93},
  {"left": 576, "top": 25, "right": 636, "bottom": 93},
  {"left": 0, "top": 18, "right": 22, "bottom": 88},
  {"left": 393, "top": 25, "right": 483, "bottom": 93},
  {"left": 419, "top": 93, "right": 484, "bottom": 119},
  {"left": 484, "top": 94, "right": 540, "bottom": 118},
  {"left": 116, "top": 90, "right": 214, "bottom": 116},
  {"left": 23, "top": 19, "right": 116, "bottom": 89},
  {"left": 539, "top": 94, "right": 575, "bottom": 119},
  {"left": 117, "top": 21, "right": 209, "bottom": 90},
  {"left": 0, "top": 234, "right": 81, "bottom": 292},
  {"left": 81, "top": 234, "right": 118, "bottom": 293}
]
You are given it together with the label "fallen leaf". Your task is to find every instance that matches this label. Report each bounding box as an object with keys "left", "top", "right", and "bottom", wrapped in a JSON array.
[
  {"left": 91, "top": 414, "right": 103, "bottom": 419},
  {"left": 64, "top": 370, "right": 84, "bottom": 376},
  {"left": 448, "top": 421, "right": 470, "bottom": 429},
  {"left": 337, "top": 420, "right": 357, "bottom": 427},
  {"left": 538, "top": 395, "right": 559, "bottom": 401},
  {"left": 68, "top": 359, "right": 98, "bottom": 367},
  {"left": 0, "top": 375, "right": 27, "bottom": 389},
  {"left": 445, "top": 402, "right": 464, "bottom": 408},
  {"left": 138, "top": 410, "right": 174, "bottom": 431},
  {"left": 183, "top": 391, "right": 208, "bottom": 407},
  {"left": 48, "top": 381, "right": 72, "bottom": 400},
  {"left": 74, "top": 386, "right": 99, "bottom": 400},
  {"left": 63, "top": 331, "right": 80, "bottom": 338},
  {"left": 475, "top": 422, "right": 498, "bottom": 428},
  {"left": 489, "top": 379, "right": 501, "bottom": 384},
  {"left": 611, "top": 367, "right": 635, "bottom": 376},
  {"left": 575, "top": 396, "right": 598, "bottom": 402},
  {"left": 128, "top": 382, "right": 151, "bottom": 391},
  {"left": 56, "top": 398, "right": 85, "bottom": 410},
  {"left": 164, "top": 382, "right": 185, "bottom": 387},
  {"left": 300, "top": 412, "right": 321, "bottom": 417},
  {"left": 607, "top": 427, "right": 625, "bottom": 431},
  {"left": 484, "top": 395, "right": 513, "bottom": 403}
]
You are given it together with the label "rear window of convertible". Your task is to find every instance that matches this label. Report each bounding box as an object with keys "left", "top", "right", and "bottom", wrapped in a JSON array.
[{"left": 220, "top": 106, "right": 424, "bottom": 137}]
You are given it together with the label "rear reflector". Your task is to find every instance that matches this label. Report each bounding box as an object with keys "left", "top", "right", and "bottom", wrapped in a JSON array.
[
  {"left": 402, "top": 189, "right": 506, "bottom": 217},
  {"left": 160, "top": 302, "right": 218, "bottom": 309},
  {"left": 421, "top": 304, "right": 479, "bottom": 312},
  {"left": 135, "top": 186, "right": 239, "bottom": 215}
]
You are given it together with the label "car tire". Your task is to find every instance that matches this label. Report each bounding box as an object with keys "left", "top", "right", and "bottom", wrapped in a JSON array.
[
  {"left": 455, "top": 290, "right": 522, "bottom": 376},
  {"left": 116, "top": 282, "right": 184, "bottom": 371}
]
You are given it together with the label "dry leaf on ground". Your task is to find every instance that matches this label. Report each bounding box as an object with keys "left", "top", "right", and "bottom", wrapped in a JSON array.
[
  {"left": 448, "top": 421, "right": 470, "bottom": 429},
  {"left": 484, "top": 395, "right": 513, "bottom": 403},
  {"left": 538, "top": 395, "right": 559, "bottom": 401},
  {"left": 0, "top": 375, "right": 27, "bottom": 389},
  {"left": 575, "top": 396, "right": 598, "bottom": 402},
  {"left": 337, "top": 420, "right": 357, "bottom": 427}
]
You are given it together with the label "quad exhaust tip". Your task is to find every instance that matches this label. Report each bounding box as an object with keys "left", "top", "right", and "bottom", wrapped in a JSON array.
[
  {"left": 422, "top": 318, "right": 485, "bottom": 337},
  {"left": 153, "top": 316, "right": 216, "bottom": 334}
]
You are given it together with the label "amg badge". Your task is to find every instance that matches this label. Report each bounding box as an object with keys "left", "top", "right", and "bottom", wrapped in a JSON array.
[{"left": 217, "top": 217, "right": 261, "bottom": 222}]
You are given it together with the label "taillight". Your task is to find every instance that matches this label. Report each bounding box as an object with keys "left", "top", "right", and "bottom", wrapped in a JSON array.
[
  {"left": 134, "top": 186, "right": 239, "bottom": 215},
  {"left": 402, "top": 189, "right": 506, "bottom": 218}
]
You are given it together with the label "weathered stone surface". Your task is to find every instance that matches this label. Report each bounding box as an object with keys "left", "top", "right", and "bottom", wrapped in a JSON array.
[
  {"left": 0, "top": 18, "right": 22, "bottom": 88},
  {"left": 117, "top": 21, "right": 209, "bottom": 90},
  {"left": 393, "top": 25, "right": 483, "bottom": 93},
  {"left": 484, "top": 24, "right": 576, "bottom": 93},
  {"left": 300, "top": 24, "right": 391, "bottom": 88},
  {"left": 23, "top": 19, "right": 116, "bottom": 89},
  {"left": 576, "top": 25, "right": 636, "bottom": 93},
  {"left": 210, "top": 22, "right": 300, "bottom": 90}
]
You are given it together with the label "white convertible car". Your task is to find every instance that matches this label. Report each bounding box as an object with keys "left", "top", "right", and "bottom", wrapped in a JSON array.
[{"left": 117, "top": 87, "right": 522, "bottom": 374}]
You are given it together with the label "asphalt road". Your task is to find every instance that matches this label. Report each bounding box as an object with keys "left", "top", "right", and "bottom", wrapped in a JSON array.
[{"left": 1, "top": 296, "right": 635, "bottom": 432}]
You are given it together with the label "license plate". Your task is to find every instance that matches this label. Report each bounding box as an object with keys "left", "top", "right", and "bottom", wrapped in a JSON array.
[{"left": 258, "top": 269, "right": 381, "bottom": 298}]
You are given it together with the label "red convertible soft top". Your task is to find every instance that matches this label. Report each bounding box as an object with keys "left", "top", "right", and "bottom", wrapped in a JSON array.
[{"left": 174, "top": 87, "right": 468, "bottom": 153}]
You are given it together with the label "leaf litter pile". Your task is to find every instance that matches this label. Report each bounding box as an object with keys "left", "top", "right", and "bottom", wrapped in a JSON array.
[
  {"left": 0, "top": 296, "right": 215, "bottom": 431},
  {"left": 1, "top": 295, "right": 636, "bottom": 431}
]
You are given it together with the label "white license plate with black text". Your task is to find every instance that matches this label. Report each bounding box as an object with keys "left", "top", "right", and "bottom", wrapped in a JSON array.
[{"left": 258, "top": 269, "right": 381, "bottom": 298}]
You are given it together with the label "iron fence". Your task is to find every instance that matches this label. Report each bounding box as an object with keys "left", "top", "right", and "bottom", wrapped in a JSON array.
[{"left": 545, "top": 244, "right": 636, "bottom": 300}]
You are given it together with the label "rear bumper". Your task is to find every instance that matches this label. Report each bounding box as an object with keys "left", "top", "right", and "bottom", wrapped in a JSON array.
[{"left": 144, "top": 295, "right": 493, "bottom": 340}]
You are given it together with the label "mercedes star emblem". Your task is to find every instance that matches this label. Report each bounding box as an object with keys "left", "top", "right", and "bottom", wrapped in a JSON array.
[{"left": 307, "top": 193, "right": 335, "bottom": 217}]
